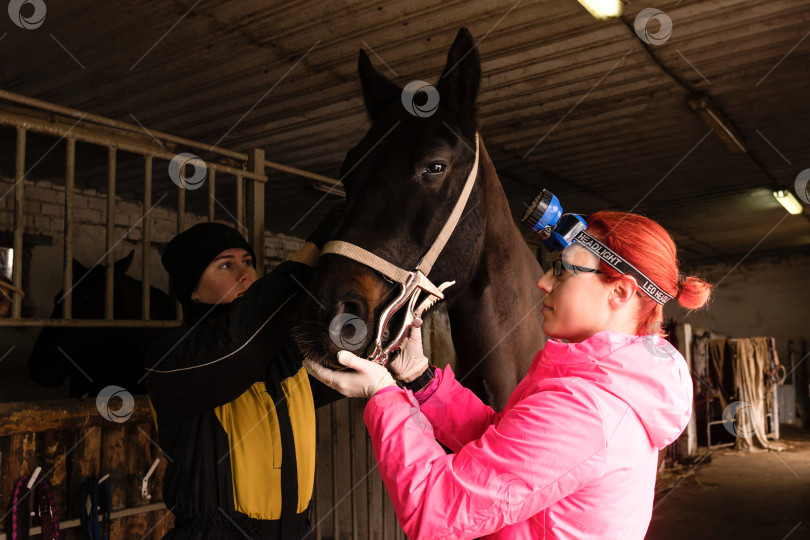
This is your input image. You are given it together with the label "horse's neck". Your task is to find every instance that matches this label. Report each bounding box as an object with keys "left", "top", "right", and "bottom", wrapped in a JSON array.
[{"left": 446, "top": 142, "right": 545, "bottom": 409}]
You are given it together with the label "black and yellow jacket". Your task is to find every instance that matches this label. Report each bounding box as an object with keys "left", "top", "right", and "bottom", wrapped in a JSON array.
[{"left": 145, "top": 261, "right": 338, "bottom": 539}]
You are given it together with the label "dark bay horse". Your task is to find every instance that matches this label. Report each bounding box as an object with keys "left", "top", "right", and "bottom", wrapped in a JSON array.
[
  {"left": 295, "top": 28, "right": 545, "bottom": 409},
  {"left": 28, "top": 251, "right": 176, "bottom": 397}
]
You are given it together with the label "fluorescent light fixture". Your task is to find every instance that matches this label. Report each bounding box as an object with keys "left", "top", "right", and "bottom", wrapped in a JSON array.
[
  {"left": 773, "top": 190, "right": 803, "bottom": 215},
  {"left": 576, "top": 0, "right": 623, "bottom": 19},
  {"left": 688, "top": 95, "right": 747, "bottom": 153}
]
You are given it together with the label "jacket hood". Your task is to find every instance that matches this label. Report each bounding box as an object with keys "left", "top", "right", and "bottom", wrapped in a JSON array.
[{"left": 537, "top": 330, "right": 693, "bottom": 449}]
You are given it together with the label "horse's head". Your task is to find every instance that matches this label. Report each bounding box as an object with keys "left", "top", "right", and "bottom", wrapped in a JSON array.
[
  {"left": 28, "top": 249, "right": 175, "bottom": 395},
  {"left": 50, "top": 250, "right": 136, "bottom": 319},
  {"left": 295, "top": 28, "right": 489, "bottom": 368}
]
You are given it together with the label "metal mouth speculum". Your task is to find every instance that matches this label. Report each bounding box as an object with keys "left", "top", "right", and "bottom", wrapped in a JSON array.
[{"left": 367, "top": 270, "right": 454, "bottom": 366}]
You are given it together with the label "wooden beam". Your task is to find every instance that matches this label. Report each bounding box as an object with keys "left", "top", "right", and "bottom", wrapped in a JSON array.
[{"left": 0, "top": 397, "right": 153, "bottom": 437}]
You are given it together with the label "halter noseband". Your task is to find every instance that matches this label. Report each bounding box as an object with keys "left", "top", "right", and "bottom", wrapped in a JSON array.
[{"left": 321, "top": 133, "right": 480, "bottom": 365}]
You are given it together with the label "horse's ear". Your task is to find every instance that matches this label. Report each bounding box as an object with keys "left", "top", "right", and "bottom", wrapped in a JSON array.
[
  {"left": 436, "top": 28, "right": 481, "bottom": 121},
  {"left": 358, "top": 49, "right": 401, "bottom": 121},
  {"left": 72, "top": 258, "right": 88, "bottom": 276},
  {"left": 114, "top": 250, "right": 135, "bottom": 275}
]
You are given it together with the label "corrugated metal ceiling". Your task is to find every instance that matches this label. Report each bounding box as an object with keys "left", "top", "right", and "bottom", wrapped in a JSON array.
[{"left": 1, "top": 0, "right": 809, "bottom": 263}]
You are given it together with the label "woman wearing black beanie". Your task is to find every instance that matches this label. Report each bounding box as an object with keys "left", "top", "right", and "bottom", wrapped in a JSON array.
[{"left": 145, "top": 205, "right": 342, "bottom": 540}]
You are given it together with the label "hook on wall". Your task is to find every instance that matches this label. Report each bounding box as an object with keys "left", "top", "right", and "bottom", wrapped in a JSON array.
[{"left": 141, "top": 458, "right": 160, "bottom": 500}]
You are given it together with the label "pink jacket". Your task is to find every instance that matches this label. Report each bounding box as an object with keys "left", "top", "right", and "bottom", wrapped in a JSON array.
[{"left": 364, "top": 331, "right": 693, "bottom": 539}]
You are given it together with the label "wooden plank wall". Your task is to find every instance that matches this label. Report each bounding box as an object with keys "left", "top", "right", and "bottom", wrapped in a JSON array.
[
  {"left": 314, "top": 399, "right": 404, "bottom": 540},
  {"left": 0, "top": 398, "right": 173, "bottom": 539},
  {"left": 1, "top": 397, "right": 404, "bottom": 539}
]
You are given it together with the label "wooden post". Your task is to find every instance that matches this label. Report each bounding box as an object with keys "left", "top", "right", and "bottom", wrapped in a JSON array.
[
  {"left": 101, "top": 425, "right": 127, "bottom": 538},
  {"left": 0, "top": 432, "right": 36, "bottom": 529},
  {"left": 11, "top": 127, "right": 25, "bottom": 318},
  {"left": 675, "top": 323, "right": 697, "bottom": 458},
  {"left": 63, "top": 138, "right": 75, "bottom": 319},
  {"left": 147, "top": 425, "right": 173, "bottom": 538},
  {"left": 68, "top": 427, "right": 101, "bottom": 522},
  {"left": 38, "top": 430, "right": 70, "bottom": 520},
  {"left": 247, "top": 149, "right": 265, "bottom": 276},
  {"left": 176, "top": 181, "right": 185, "bottom": 320},
  {"left": 105, "top": 147, "right": 117, "bottom": 320},
  {"left": 124, "top": 423, "right": 152, "bottom": 537},
  {"left": 142, "top": 156, "right": 152, "bottom": 320},
  {"left": 176, "top": 174, "right": 185, "bottom": 234}
]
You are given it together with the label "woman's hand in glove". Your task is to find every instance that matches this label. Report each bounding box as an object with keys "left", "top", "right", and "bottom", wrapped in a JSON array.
[
  {"left": 388, "top": 318, "right": 430, "bottom": 383},
  {"left": 304, "top": 351, "right": 397, "bottom": 398}
]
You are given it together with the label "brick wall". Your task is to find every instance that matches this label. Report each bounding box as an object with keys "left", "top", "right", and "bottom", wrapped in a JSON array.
[{"left": 0, "top": 177, "right": 305, "bottom": 278}]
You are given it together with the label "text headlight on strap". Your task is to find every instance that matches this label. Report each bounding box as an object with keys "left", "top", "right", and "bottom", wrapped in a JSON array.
[{"left": 573, "top": 231, "right": 674, "bottom": 305}]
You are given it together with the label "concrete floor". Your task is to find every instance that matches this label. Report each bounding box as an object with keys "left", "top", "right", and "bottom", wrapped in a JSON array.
[{"left": 646, "top": 426, "right": 810, "bottom": 540}]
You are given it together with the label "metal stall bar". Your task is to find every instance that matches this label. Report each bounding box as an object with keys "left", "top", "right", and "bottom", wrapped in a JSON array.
[
  {"left": 0, "top": 111, "right": 267, "bottom": 183},
  {"left": 0, "top": 319, "right": 179, "bottom": 327},
  {"left": 264, "top": 159, "right": 342, "bottom": 188},
  {"left": 142, "top": 156, "right": 152, "bottom": 320},
  {"left": 11, "top": 127, "right": 26, "bottom": 318},
  {"left": 235, "top": 173, "right": 244, "bottom": 233},
  {"left": 63, "top": 138, "right": 75, "bottom": 319},
  {"left": 176, "top": 178, "right": 186, "bottom": 320},
  {"left": 0, "top": 89, "right": 247, "bottom": 162},
  {"left": 177, "top": 180, "right": 186, "bottom": 233},
  {"left": 208, "top": 167, "right": 216, "bottom": 222},
  {"left": 248, "top": 150, "right": 265, "bottom": 277},
  {"left": 105, "top": 147, "right": 117, "bottom": 320}
]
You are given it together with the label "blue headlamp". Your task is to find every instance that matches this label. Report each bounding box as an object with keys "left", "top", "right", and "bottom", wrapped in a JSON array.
[
  {"left": 521, "top": 189, "right": 588, "bottom": 251},
  {"left": 521, "top": 189, "right": 674, "bottom": 305}
]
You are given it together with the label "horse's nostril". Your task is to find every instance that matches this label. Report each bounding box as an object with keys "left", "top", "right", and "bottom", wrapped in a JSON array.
[
  {"left": 327, "top": 299, "right": 370, "bottom": 351},
  {"left": 336, "top": 300, "right": 364, "bottom": 318}
]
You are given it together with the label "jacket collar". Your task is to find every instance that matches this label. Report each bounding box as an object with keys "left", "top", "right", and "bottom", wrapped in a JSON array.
[
  {"left": 539, "top": 330, "right": 641, "bottom": 366},
  {"left": 183, "top": 301, "right": 231, "bottom": 325}
]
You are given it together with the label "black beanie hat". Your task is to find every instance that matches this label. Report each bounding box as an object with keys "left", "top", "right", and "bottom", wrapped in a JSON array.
[{"left": 161, "top": 222, "right": 256, "bottom": 304}]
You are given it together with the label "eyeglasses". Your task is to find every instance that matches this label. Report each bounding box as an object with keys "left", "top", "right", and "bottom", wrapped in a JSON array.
[{"left": 551, "top": 258, "right": 603, "bottom": 278}]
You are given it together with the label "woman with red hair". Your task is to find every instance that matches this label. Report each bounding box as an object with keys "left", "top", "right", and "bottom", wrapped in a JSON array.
[{"left": 307, "top": 210, "right": 712, "bottom": 540}]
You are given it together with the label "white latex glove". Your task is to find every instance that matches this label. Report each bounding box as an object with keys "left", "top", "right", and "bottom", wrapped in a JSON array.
[
  {"left": 388, "top": 318, "right": 430, "bottom": 383},
  {"left": 304, "top": 351, "right": 397, "bottom": 398}
]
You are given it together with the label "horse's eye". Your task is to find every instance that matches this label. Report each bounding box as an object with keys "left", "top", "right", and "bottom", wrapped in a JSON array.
[{"left": 425, "top": 163, "right": 446, "bottom": 175}]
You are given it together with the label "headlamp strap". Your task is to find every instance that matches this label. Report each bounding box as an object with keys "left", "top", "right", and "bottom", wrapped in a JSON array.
[{"left": 573, "top": 231, "right": 674, "bottom": 305}]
